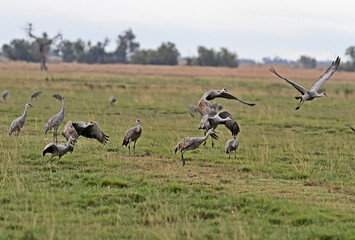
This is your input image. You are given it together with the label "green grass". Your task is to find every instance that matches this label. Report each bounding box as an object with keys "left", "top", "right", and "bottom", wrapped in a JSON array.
[{"left": 0, "top": 64, "right": 354, "bottom": 239}]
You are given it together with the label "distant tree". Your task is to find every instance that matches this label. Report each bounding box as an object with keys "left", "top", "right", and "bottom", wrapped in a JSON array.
[
  {"left": 188, "top": 46, "right": 239, "bottom": 68},
  {"left": 197, "top": 46, "right": 218, "bottom": 66},
  {"left": 345, "top": 46, "right": 355, "bottom": 71},
  {"left": 57, "top": 40, "right": 76, "bottom": 62},
  {"left": 78, "top": 38, "right": 109, "bottom": 64},
  {"left": 2, "top": 39, "right": 34, "bottom": 61},
  {"left": 131, "top": 42, "right": 179, "bottom": 65},
  {"left": 217, "top": 48, "right": 238, "bottom": 68},
  {"left": 26, "top": 23, "right": 62, "bottom": 71},
  {"left": 114, "top": 29, "right": 139, "bottom": 63},
  {"left": 298, "top": 55, "right": 316, "bottom": 69}
]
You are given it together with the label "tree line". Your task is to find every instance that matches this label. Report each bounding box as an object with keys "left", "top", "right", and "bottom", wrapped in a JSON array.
[{"left": 2, "top": 25, "right": 355, "bottom": 71}]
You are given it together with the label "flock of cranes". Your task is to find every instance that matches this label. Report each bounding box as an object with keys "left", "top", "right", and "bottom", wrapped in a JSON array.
[{"left": 3, "top": 56, "right": 355, "bottom": 166}]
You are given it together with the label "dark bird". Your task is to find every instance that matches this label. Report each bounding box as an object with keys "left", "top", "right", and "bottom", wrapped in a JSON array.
[
  {"left": 122, "top": 120, "right": 142, "bottom": 155},
  {"left": 110, "top": 96, "right": 117, "bottom": 106},
  {"left": 52, "top": 93, "right": 63, "bottom": 101},
  {"left": 269, "top": 56, "right": 340, "bottom": 110},
  {"left": 2, "top": 90, "right": 9, "bottom": 101},
  {"left": 174, "top": 129, "right": 218, "bottom": 166},
  {"left": 31, "top": 91, "right": 42, "bottom": 100}
]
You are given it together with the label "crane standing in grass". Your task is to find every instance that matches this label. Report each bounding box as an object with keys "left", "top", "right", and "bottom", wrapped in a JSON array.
[
  {"left": 174, "top": 128, "right": 218, "bottom": 166},
  {"left": 269, "top": 56, "right": 340, "bottom": 110},
  {"left": 122, "top": 120, "right": 142, "bottom": 155},
  {"left": 110, "top": 96, "right": 117, "bottom": 106},
  {"left": 8, "top": 103, "right": 33, "bottom": 136},
  {"left": 43, "top": 136, "right": 75, "bottom": 164},
  {"left": 225, "top": 136, "right": 239, "bottom": 159},
  {"left": 2, "top": 90, "right": 9, "bottom": 101},
  {"left": 44, "top": 96, "right": 65, "bottom": 144}
]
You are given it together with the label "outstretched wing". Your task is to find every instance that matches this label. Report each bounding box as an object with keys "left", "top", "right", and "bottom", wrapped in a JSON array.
[
  {"left": 345, "top": 124, "right": 355, "bottom": 133},
  {"left": 217, "top": 110, "right": 240, "bottom": 136},
  {"left": 62, "top": 121, "right": 79, "bottom": 141},
  {"left": 269, "top": 66, "right": 307, "bottom": 94},
  {"left": 79, "top": 122, "right": 109, "bottom": 145},
  {"left": 43, "top": 142, "right": 57, "bottom": 156},
  {"left": 310, "top": 56, "right": 340, "bottom": 92},
  {"left": 31, "top": 91, "right": 42, "bottom": 99},
  {"left": 206, "top": 90, "right": 255, "bottom": 106}
]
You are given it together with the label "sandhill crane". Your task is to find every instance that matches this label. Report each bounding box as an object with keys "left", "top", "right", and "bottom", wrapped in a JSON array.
[
  {"left": 269, "top": 56, "right": 340, "bottom": 110},
  {"left": 61, "top": 121, "right": 79, "bottom": 143},
  {"left": 110, "top": 96, "right": 117, "bottom": 106},
  {"left": 8, "top": 103, "right": 33, "bottom": 136},
  {"left": 68, "top": 121, "right": 109, "bottom": 145},
  {"left": 52, "top": 93, "right": 63, "bottom": 101},
  {"left": 122, "top": 120, "right": 142, "bottom": 155},
  {"left": 174, "top": 129, "right": 218, "bottom": 166},
  {"left": 2, "top": 90, "right": 9, "bottom": 101},
  {"left": 198, "top": 88, "right": 255, "bottom": 116},
  {"left": 225, "top": 136, "right": 239, "bottom": 159},
  {"left": 43, "top": 135, "right": 75, "bottom": 164},
  {"left": 31, "top": 91, "right": 42, "bottom": 100},
  {"left": 345, "top": 124, "right": 355, "bottom": 133},
  {"left": 187, "top": 102, "right": 223, "bottom": 116},
  {"left": 44, "top": 96, "right": 65, "bottom": 143}
]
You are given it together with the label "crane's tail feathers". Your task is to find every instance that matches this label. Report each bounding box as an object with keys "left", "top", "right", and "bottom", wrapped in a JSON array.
[
  {"left": 43, "top": 123, "right": 50, "bottom": 135},
  {"left": 295, "top": 96, "right": 301, "bottom": 100},
  {"left": 211, "top": 133, "right": 219, "bottom": 140},
  {"left": 122, "top": 139, "right": 128, "bottom": 147},
  {"left": 174, "top": 146, "right": 179, "bottom": 154}
]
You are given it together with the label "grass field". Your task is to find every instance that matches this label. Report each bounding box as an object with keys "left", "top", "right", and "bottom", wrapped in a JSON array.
[{"left": 0, "top": 62, "right": 354, "bottom": 239}]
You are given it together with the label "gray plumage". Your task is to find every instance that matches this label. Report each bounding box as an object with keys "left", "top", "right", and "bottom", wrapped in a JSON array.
[
  {"left": 122, "top": 120, "right": 142, "bottom": 155},
  {"left": 44, "top": 96, "right": 65, "bottom": 143},
  {"left": 197, "top": 88, "right": 255, "bottom": 116},
  {"left": 2, "top": 90, "right": 9, "bottom": 101},
  {"left": 174, "top": 129, "right": 218, "bottom": 166},
  {"left": 71, "top": 121, "right": 109, "bottom": 145},
  {"left": 8, "top": 103, "right": 33, "bottom": 136},
  {"left": 43, "top": 136, "right": 75, "bottom": 164},
  {"left": 62, "top": 121, "right": 79, "bottom": 143},
  {"left": 52, "top": 93, "right": 63, "bottom": 101},
  {"left": 187, "top": 102, "right": 223, "bottom": 115},
  {"left": 31, "top": 91, "right": 42, "bottom": 100},
  {"left": 110, "top": 96, "right": 117, "bottom": 106},
  {"left": 269, "top": 56, "right": 340, "bottom": 110},
  {"left": 225, "top": 137, "right": 239, "bottom": 159}
]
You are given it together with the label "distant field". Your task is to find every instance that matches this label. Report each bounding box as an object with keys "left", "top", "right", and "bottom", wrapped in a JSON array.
[{"left": 0, "top": 62, "right": 354, "bottom": 239}]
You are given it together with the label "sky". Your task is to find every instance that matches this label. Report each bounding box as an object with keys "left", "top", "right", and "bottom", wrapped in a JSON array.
[{"left": 1, "top": 0, "right": 355, "bottom": 62}]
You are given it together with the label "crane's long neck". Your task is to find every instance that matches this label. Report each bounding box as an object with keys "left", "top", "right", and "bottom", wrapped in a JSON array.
[
  {"left": 22, "top": 105, "right": 29, "bottom": 120},
  {"left": 203, "top": 131, "right": 212, "bottom": 141},
  {"left": 60, "top": 100, "right": 65, "bottom": 114}
]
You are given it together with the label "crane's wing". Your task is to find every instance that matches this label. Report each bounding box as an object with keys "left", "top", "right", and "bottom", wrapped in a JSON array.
[
  {"left": 269, "top": 66, "right": 308, "bottom": 94},
  {"left": 43, "top": 142, "right": 57, "bottom": 156},
  {"left": 186, "top": 105, "right": 199, "bottom": 114},
  {"left": 31, "top": 91, "right": 42, "bottom": 99},
  {"left": 72, "top": 121, "right": 88, "bottom": 134},
  {"left": 217, "top": 111, "right": 240, "bottom": 136},
  {"left": 62, "top": 121, "right": 79, "bottom": 141},
  {"left": 78, "top": 122, "right": 109, "bottom": 145},
  {"left": 206, "top": 90, "right": 255, "bottom": 106},
  {"left": 52, "top": 93, "right": 63, "bottom": 101},
  {"left": 345, "top": 124, "right": 355, "bottom": 133},
  {"left": 310, "top": 56, "right": 340, "bottom": 92}
]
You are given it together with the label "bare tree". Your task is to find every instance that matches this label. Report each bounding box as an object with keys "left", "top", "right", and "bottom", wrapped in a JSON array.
[{"left": 26, "top": 23, "right": 62, "bottom": 71}]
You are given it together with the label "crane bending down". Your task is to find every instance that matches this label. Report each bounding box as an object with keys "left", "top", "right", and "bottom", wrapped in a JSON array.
[
  {"left": 110, "top": 96, "right": 117, "bottom": 106},
  {"left": 345, "top": 124, "right": 355, "bottom": 133},
  {"left": 197, "top": 88, "right": 255, "bottom": 116},
  {"left": 174, "top": 128, "right": 218, "bottom": 166},
  {"left": 122, "top": 120, "right": 142, "bottom": 155},
  {"left": 62, "top": 121, "right": 109, "bottom": 145},
  {"left": 31, "top": 91, "right": 42, "bottom": 100},
  {"left": 44, "top": 96, "right": 65, "bottom": 144},
  {"left": 52, "top": 93, "right": 63, "bottom": 101},
  {"left": 8, "top": 103, "right": 33, "bottom": 136},
  {"left": 43, "top": 136, "right": 75, "bottom": 164},
  {"left": 225, "top": 136, "right": 239, "bottom": 159},
  {"left": 269, "top": 56, "right": 340, "bottom": 110},
  {"left": 2, "top": 90, "right": 9, "bottom": 101}
]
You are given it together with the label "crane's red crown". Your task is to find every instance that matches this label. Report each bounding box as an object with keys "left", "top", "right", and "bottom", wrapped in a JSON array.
[
  {"left": 137, "top": 119, "right": 140, "bottom": 122},
  {"left": 323, "top": 92, "right": 327, "bottom": 96},
  {"left": 223, "top": 88, "right": 228, "bottom": 91},
  {"left": 89, "top": 121, "right": 93, "bottom": 123}
]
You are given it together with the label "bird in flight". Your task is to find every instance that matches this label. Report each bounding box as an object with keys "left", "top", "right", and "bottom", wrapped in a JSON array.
[{"left": 269, "top": 56, "right": 340, "bottom": 110}]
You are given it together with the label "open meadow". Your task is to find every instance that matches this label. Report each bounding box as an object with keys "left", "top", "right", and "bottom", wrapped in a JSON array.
[{"left": 0, "top": 62, "right": 354, "bottom": 239}]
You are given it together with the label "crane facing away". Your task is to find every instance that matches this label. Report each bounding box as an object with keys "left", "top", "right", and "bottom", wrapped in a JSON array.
[
  {"left": 43, "top": 136, "right": 75, "bottom": 165},
  {"left": 174, "top": 128, "right": 218, "bottom": 166},
  {"left": 225, "top": 136, "right": 239, "bottom": 159},
  {"left": 8, "top": 103, "right": 33, "bottom": 136},
  {"left": 269, "top": 56, "right": 340, "bottom": 110},
  {"left": 2, "top": 90, "right": 9, "bottom": 101},
  {"left": 44, "top": 96, "right": 65, "bottom": 143},
  {"left": 122, "top": 120, "right": 142, "bottom": 155}
]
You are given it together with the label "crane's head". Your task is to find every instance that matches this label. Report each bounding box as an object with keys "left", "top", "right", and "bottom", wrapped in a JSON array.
[
  {"left": 87, "top": 121, "right": 93, "bottom": 126},
  {"left": 136, "top": 119, "right": 141, "bottom": 125},
  {"left": 322, "top": 92, "right": 328, "bottom": 97},
  {"left": 62, "top": 96, "right": 65, "bottom": 101},
  {"left": 26, "top": 103, "right": 33, "bottom": 107},
  {"left": 222, "top": 88, "right": 228, "bottom": 92}
]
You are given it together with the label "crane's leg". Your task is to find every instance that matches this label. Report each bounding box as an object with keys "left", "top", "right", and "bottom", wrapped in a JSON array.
[
  {"left": 234, "top": 150, "right": 237, "bottom": 159},
  {"left": 181, "top": 151, "right": 185, "bottom": 166},
  {"left": 229, "top": 150, "right": 231, "bottom": 159},
  {"left": 46, "top": 155, "right": 55, "bottom": 163},
  {"left": 203, "top": 131, "right": 207, "bottom": 146},
  {"left": 128, "top": 140, "right": 131, "bottom": 155},
  {"left": 211, "top": 138, "right": 214, "bottom": 148},
  {"left": 295, "top": 100, "right": 304, "bottom": 110},
  {"left": 57, "top": 157, "right": 61, "bottom": 166},
  {"left": 55, "top": 129, "right": 58, "bottom": 144},
  {"left": 133, "top": 141, "right": 137, "bottom": 155}
]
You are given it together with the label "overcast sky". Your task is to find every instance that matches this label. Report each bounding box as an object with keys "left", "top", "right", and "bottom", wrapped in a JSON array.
[{"left": 1, "top": 0, "right": 355, "bottom": 61}]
